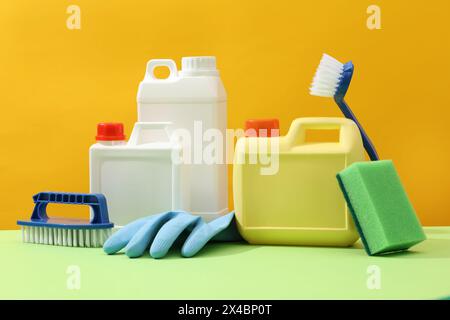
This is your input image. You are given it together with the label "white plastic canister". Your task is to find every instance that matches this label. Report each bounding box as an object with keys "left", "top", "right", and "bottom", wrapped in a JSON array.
[
  {"left": 90, "top": 122, "right": 186, "bottom": 227},
  {"left": 137, "top": 56, "right": 228, "bottom": 221}
]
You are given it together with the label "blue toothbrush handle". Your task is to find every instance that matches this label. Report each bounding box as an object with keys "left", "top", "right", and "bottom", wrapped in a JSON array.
[
  {"left": 335, "top": 98, "right": 379, "bottom": 161},
  {"left": 31, "top": 192, "right": 111, "bottom": 224}
]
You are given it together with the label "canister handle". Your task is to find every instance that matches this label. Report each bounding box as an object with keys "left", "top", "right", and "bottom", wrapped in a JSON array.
[
  {"left": 285, "top": 117, "right": 361, "bottom": 148},
  {"left": 145, "top": 59, "right": 178, "bottom": 81},
  {"left": 127, "top": 122, "right": 172, "bottom": 146}
]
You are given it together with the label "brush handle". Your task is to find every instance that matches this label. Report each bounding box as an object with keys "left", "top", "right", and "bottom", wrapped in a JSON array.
[
  {"left": 335, "top": 98, "right": 379, "bottom": 161},
  {"left": 31, "top": 192, "right": 111, "bottom": 224}
]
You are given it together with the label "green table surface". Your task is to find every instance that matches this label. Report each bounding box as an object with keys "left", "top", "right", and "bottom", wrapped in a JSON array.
[{"left": 1, "top": 227, "right": 449, "bottom": 300}]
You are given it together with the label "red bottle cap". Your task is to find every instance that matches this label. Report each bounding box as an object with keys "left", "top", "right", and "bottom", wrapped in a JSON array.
[
  {"left": 245, "top": 119, "right": 280, "bottom": 137},
  {"left": 96, "top": 123, "right": 126, "bottom": 141}
]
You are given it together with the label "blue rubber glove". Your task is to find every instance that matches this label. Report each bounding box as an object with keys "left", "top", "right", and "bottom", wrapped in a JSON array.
[{"left": 103, "top": 211, "right": 242, "bottom": 258}]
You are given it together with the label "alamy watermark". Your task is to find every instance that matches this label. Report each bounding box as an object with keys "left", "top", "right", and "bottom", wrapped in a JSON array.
[
  {"left": 66, "top": 265, "right": 81, "bottom": 290},
  {"left": 66, "top": 5, "right": 81, "bottom": 30},
  {"left": 367, "top": 5, "right": 382, "bottom": 30},
  {"left": 366, "top": 265, "right": 381, "bottom": 290},
  {"left": 169, "top": 122, "right": 280, "bottom": 175}
]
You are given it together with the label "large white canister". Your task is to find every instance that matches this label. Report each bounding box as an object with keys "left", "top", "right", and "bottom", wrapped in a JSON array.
[
  {"left": 137, "top": 56, "right": 228, "bottom": 221},
  {"left": 90, "top": 122, "right": 187, "bottom": 227}
]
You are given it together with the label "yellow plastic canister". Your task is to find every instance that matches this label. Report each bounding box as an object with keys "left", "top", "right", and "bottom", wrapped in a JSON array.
[{"left": 233, "top": 117, "right": 365, "bottom": 247}]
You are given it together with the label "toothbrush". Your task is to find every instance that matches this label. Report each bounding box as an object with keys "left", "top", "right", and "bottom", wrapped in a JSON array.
[{"left": 309, "top": 54, "right": 379, "bottom": 161}]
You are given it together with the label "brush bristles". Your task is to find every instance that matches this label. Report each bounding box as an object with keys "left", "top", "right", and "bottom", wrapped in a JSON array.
[
  {"left": 310, "top": 53, "right": 344, "bottom": 97},
  {"left": 21, "top": 226, "right": 111, "bottom": 248}
]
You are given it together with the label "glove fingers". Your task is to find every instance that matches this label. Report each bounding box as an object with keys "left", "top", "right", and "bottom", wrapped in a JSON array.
[
  {"left": 181, "top": 212, "right": 236, "bottom": 257},
  {"left": 150, "top": 214, "right": 201, "bottom": 259},
  {"left": 103, "top": 215, "right": 155, "bottom": 255},
  {"left": 211, "top": 211, "right": 243, "bottom": 242},
  {"left": 124, "top": 212, "right": 174, "bottom": 258}
]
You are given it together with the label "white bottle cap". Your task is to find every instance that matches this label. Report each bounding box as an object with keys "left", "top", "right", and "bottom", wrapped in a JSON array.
[{"left": 181, "top": 56, "right": 219, "bottom": 76}]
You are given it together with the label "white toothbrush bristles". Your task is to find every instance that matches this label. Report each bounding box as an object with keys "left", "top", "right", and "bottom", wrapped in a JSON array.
[
  {"left": 21, "top": 226, "right": 112, "bottom": 248},
  {"left": 310, "top": 53, "right": 344, "bottom": 97}
]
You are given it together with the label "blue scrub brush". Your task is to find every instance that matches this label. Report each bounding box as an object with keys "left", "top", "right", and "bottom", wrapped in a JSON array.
[
  {"left": 310, "top": 53, "right": 379, "bottom": 160},
  {"left": 309, "top": 54, "right": 426, "bottom": 255},
  {"left": 17, "top": 192, "right": 114, "bottom": 247}
]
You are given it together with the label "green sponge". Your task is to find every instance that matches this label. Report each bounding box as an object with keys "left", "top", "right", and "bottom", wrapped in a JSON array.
[{"left": 337, "top": 160, "right": 426, "bottom": 256}]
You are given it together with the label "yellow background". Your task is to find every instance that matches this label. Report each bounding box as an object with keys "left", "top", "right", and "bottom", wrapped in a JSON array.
[{"left": 1, "top": 0, "right": 449, "bottom": 229}]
